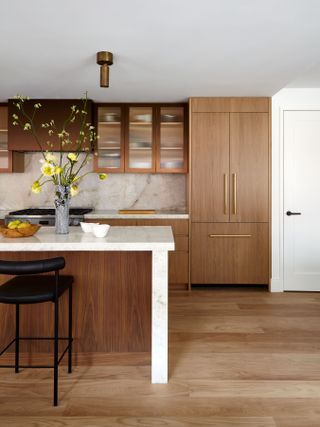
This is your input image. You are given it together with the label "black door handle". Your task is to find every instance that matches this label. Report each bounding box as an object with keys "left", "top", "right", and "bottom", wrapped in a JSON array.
[{"left": 286, "top": 211, "right": 301, "bottom": 216}]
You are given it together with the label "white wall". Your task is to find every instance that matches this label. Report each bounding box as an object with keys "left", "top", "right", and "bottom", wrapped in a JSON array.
[{"left": 272, "top": 88, "right": 320, "bottom": 291}]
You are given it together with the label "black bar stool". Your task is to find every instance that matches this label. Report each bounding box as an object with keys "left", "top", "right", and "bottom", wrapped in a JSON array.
[{"left": 0, "top": 257, "right": 73, "bottom": 406}]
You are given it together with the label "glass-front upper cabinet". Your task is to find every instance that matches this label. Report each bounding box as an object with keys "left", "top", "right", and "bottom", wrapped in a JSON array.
[
  {"left": 94, "top": 105, "right": 124, "bottom": 172},
  {"left": 0, "top": 105, "right": 9, "bottom": 171},
  {"left": 126, "top": 106, "right": 155, "bottom": 172},
  {"left": 157, "top": 106, "right": 186, "bottom": 173},
  {"left": 94, "top": 103, "right": 188, "bottom": 174}
]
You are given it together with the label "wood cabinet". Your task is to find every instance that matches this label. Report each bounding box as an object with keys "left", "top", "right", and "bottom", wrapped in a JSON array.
[
  {"left": 230, "top": 113, "right": 269, "bottom": 222},
  {"left": 190, "top": 97, "right": 270, "bottom": 286},
  {"left": 8, "top": 99, "right": 93, "bottom": 152},
  {"left": 85, "top": 218, "right": 189, "bottom": 288},
  {"left": 191, "top": 112, "right": 269, "bottom": 222},
  {"left": 191, "top": 223, "right": 269, "bottom": 284},
  {"left": 191, "top": 113, "right": 229, "bottom": 222},
  {"left": 94, "top": 104, "right": 188, "bottom": 174},
  {"left": 0, "top": 104, "right": 24, "bottom": 173}
]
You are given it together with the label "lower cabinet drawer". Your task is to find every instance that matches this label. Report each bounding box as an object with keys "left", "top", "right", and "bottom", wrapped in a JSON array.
[
  {"left": 191, "top": 223, "right": 269, "bottom": 285},
  {"left": 136, "top": 219, "right": 188, "bottom": 236}
]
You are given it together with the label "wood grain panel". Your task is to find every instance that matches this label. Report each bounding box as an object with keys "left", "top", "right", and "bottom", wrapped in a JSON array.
[
  {"left": 191, "top": 223, "right": 269, "bottom": 284},
  {"left": 191, "top": 97, "right": 270, "bottom": 113},
  {"left": 135, "top": 219, "right": 189, "bottom": 236},
  {"left": 8, "top": 99, "right": 93, "bottom": 152},
  {"left": 173, "top": 236, "right": 188, "bottom": 251},
  {"left": 169, "top": 252, "right": 189, "bottom": 286},
  {"left": 230, "top": 113, "right": 269, "bottom": 222},
  {"left": 0, "top": 251, "right": 151, "bottom": 355},
  {"left": 2, "top": 288, "right": 320, "bottom": 424},
  {"left": 191, "top": 113, "right": 230, "bottom": 222},
  {"left": 0, "top": 103, "right": 8, "bottom": 128}
]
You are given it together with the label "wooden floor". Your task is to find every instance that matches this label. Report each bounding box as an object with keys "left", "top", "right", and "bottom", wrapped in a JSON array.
[{"left": 1, "top": 286, "right": 320, "bottom": 426}]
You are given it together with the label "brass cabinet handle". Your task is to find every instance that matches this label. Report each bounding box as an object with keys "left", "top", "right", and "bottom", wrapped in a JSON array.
[
  {"left": 208, "top": 234, "right": 252, "bottom": 238},
  {"left": 224, "top": 173, "right": 228, "bottom": 215},
  {"left": 232, "top": 173, "right": 237, "bottom": 215}
]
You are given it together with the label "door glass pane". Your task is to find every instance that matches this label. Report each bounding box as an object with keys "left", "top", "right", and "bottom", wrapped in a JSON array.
[
  {"left": 128, "top": 107, "right": 153, "bottom": 169},
  {"left": 97, "top": 107, "right": 121, "bottom": 170},
  {"left": 160, "top": 107, "right": 184, "bottom": 169}
]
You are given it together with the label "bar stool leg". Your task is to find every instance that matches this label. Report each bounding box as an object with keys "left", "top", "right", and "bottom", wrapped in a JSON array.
[
  {"left": 53, "top": 297, "right": 59, "bottom": 406},
  {"left": 68, "top": 286, "right": 72, "bottom": 374},
  {"left": 15, "top": 304, "right": 19, "bottom": 374}
]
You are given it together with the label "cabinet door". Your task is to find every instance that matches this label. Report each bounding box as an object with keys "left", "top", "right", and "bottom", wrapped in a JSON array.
[
  {"left": 125, "top": 106, "right": 155, "bottom": 172},
  {"left": 0, "top": 105, "right": 24, "bottom": 173},
  {"left": 156, "top": 106, "right": 187, "bottom": 173},
  {"left": 230, "top": 113, "right": 269, "bottom": 222},
  {"left": 94, "top": 105, "right": 124, "bottom": 173},
  {"left": 0, "top": 105, "right": 9, "bottom": 171},
  {"left": 8, "top": 99, "right": 93, "bottom": 152},
  {"left": 191, "top": 113, "right": 230, "bottom": 222},
  {"left": 191, "top": 222, "right": 269, "bottom": 284}
]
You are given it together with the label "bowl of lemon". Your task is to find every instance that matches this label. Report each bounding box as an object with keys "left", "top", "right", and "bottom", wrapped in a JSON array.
[{"left": 0, "top": 220, "right": 41, "bottom": 238}]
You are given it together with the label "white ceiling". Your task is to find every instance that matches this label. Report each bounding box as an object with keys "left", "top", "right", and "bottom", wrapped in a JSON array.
[
  {"left": 1, "top": 0, "right": 320, "bottom": 102},
  {"left": 286, "top": 62, "right": 320, "bottom": 88}
]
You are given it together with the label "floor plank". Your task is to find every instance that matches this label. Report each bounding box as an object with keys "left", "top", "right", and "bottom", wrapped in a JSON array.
[{"left": 1, "top": 287, "right": 320, "bottom": 426}]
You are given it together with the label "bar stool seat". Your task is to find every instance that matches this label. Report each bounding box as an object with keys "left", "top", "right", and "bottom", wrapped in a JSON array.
[
  {"left": 0, "top": 275, "right": 73, "bottom": 304},
  {"left": 0, "top": 257, "right": 73, "bottom": 406}
]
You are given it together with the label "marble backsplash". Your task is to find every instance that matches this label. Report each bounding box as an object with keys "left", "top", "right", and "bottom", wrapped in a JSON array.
[{"left": 0, "top": 153, "right": 187, "bottom": 211}]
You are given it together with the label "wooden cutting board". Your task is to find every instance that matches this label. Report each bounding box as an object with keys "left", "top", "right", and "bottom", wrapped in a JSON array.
[{"left": 118, "top": 209, "right": 156, "bottom": 214}]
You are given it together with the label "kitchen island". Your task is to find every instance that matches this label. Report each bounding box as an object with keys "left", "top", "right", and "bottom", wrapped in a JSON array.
[{"left": 0, "top": 226, "right": 174, "bottom": 384}]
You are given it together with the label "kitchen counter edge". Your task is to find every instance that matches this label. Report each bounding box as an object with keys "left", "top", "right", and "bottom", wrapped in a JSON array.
[{"left": 84, "top": 210, "right": 189, "bottom": 220}]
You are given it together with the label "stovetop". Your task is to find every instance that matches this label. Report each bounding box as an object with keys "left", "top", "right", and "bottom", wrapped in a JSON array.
[{"left": 8, "top": 208, "right": 93, "bottom": 216}]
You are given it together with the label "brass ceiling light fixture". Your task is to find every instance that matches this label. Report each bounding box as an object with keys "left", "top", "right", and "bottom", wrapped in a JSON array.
[{"left": 96, "top": 51, "right": 113, "bottom": 87}]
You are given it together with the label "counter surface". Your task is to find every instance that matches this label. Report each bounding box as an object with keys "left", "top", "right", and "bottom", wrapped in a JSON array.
[
  {"left": 0, "top": 226, "right": 175, "bottom": 252},
  {"left": 84, "top": 210, "right": 189, "bottom": 219}
]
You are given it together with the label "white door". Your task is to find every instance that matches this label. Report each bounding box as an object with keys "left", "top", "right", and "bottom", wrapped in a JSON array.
[{"left": 284, "top": 110, "right": 320, "bottom": 291}]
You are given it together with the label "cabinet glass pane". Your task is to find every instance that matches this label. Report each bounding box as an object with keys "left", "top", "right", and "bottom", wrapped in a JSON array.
[
  {"left": 128, "top": 107, "right": 153, "bottom": 169},
  {"left": 160, "top": 107, "right": 184, "bottom": 169},
  {"left": 97, "top": 107, "right": 121, "bottom": 170},
  {"left": 0, "top": 116, "right": 9, "bottom": 169}
]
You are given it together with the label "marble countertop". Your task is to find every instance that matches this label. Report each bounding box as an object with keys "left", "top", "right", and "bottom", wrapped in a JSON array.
[
  {"left": 84, "top": 210, "right": 189, "bottom": 219},
  {"left": 0, "top": 226, "right": 175, "bottom": 252},
  {"left": 0, "top": 210, "right": 189, "bottom": 220}
]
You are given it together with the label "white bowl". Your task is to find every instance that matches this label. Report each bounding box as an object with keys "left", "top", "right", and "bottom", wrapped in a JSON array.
[
  {"left": 92, "top": 224, "right": 110, "bottom": 238},
  {"left": 80, "top": 222, "right": 100, "bottom": 233}
]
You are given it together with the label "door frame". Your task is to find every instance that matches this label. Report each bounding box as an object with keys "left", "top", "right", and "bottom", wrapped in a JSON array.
[{"left": 271, "top": 89, "right": 320, "bottom": 292}]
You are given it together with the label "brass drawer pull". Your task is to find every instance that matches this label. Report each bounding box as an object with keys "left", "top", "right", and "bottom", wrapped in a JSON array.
[{"left": 208, "top": 234, "right": 252, "bottom": 238}]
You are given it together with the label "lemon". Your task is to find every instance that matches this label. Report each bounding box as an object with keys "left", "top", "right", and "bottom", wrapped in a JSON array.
[
  {"left": 17, "top": 222, "right": 31, "bottom": 229},
  {"left": 7, "top": 220, "right": 21, "bottom": 229}
]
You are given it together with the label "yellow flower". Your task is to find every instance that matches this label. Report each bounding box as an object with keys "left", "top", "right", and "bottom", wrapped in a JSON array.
[
  {"left": 67, "top": 153, "right": 78, "bottom": 163},
  {"left": 31, "top": 181, "right": 41, "bottom": 194},
  {"left": 45, "top": 153, "right": 58, "bottom": 164},
  {"left": 41, "top": 162, "right": 55, "bottom": 176},
  {"left": 99, "top": 173, "right": 108, "bottom": 180},
  {"left": 54, "top": 166, "right": 63, "bottom": 175},
  {"left": 23, "top": 123, "right": 31, "bottom": 130},
  {"left": 70, "top": 184, "right": 79, "bottom": 197}
]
